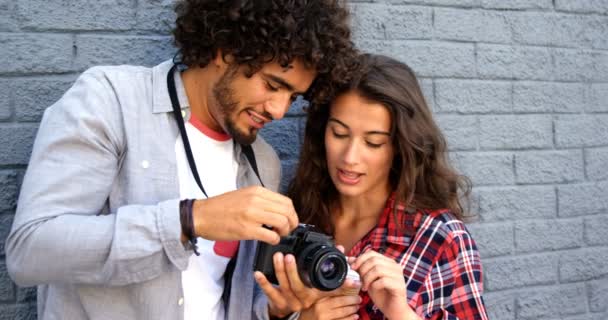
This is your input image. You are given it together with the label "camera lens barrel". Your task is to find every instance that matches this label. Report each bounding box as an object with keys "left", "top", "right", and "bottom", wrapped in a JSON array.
[{"left": 297, "top": 244, "right": 348, "bottom": 291}]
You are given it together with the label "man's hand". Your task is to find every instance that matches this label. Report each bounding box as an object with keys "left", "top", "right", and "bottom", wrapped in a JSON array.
[{"left": 192, "top": 186, "right": 299, "bottom": 244}]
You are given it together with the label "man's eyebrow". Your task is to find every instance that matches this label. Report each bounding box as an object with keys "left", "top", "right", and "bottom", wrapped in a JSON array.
[
  {"left": 263, "top": 73, "right": 302, "bottom": 94},
  {"left": 328, "top": 118, "right": 390, "bottom": 136}
]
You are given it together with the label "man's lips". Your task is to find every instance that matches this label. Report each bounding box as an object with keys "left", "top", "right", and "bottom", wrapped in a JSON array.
[{"left": 246, "top": 110, "right": 272, "bottom": 129}]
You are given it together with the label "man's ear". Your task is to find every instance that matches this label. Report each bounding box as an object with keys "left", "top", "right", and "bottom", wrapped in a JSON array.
[{"left": 213, "top": 49, "right": 235, "bottom": 70}]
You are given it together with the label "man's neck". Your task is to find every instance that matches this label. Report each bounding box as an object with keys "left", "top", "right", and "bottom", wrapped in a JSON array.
[{"left": 181, "top": 67, "right": 222, "bottom": 132}]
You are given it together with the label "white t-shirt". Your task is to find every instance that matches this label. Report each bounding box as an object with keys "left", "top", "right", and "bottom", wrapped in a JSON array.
[{"left": 175, "top": 115, "right": 239, "bottom": 320}]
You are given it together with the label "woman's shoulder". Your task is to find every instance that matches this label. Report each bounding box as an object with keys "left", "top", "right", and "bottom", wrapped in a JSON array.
[{"left": 400, "top": 207, "right": 473, "bottom": 246}]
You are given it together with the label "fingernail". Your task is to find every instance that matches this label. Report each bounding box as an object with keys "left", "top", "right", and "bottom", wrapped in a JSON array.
[{"left": 285, "top": 254, "right": 294, "bottom": 264}]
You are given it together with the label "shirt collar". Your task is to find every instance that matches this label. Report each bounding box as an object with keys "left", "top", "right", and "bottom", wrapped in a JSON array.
[{"left": 152, "top": 60, "right": 190, "bottom": 114}]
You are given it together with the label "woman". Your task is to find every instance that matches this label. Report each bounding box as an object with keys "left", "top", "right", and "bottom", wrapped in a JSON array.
[{"left": 287, "top": 54, "right": 488, "bottom": 320}]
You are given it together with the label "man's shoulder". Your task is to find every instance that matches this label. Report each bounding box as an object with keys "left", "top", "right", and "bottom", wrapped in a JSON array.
[{"left": 81, "top": 64, "right": 154, "bottom": 85}]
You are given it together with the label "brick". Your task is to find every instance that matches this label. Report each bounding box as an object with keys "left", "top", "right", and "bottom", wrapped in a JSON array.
[
  {"left": 351, "top": 4, "right": 432, "bottom": 41},
  {"left": 591, "top": 312, "right": 608, "bottom": 320},
  {"left": 435, "top": 80, "right": 511, "bottom": 114},
  {"left": 477, "top": 44, "right": 553, "bottom": 80},
  {"left": 476, "top": 186, "right": 556, "bottom": 221},
  {"left": 260, "top": 117, "right": 303, "bottom": 160},
  {"left": 559, "top": 182, "right": 608, "bottom": 217},
  {"left": 434, "top": 8, "right": 513, "bottom": 44},
  {"left": 563, "top": 315, "right": 595, "bottom": 320},
  {"left": 451, "top": 152, "right": 514, "bottom": 186},
  {"left": 13, "top": 76, "right": 76, "bottom": 122},
  {"left": 585, "top": 214, "right": 608, "bottom": 245},
  {"left": 586, "top": 147, "right": 608, "bottom": 181},
  {"left": 555, "top": 0, "right": 608, "bottom": 14},
  {"left": 74, "top": 35, "right": 174, "bottom": 71},
  {"left": 588, "top": 84, "right": 608, "bottom": 113},
  {"left": 553, "top": 49, "right": 597, "bottom": 82},
  {"left": 587, "top": 16, "right": 608, "bottom": 50},
  {"left": 0, "top": 261, "right": 15, "bottom": 301},
  {"left": 517, "top": 284, "right": 587, "bottom": 319},
  {"left": 136, "top": 0, "right": 175, "bottom": 33},
  {"left": 286, "top": 97, "right": 308, "bottom": 117},
  {"left": 560, "top": 247, "right": 608, "bottom": 282},
  {"left": 384, "top": 0, "right": 477, "bottom": 6},
  {"left": 435, "top": 115, "right": 477, "bottom": 151},
  {"left": 511, "top": 13, "right": 592, "bottom": 48},
  {"left": 483, "top": 292, "right": 515, "bottom": 320},
  {"left": 0, "top": 124, "right": 38, "bottom": 166},
  {"left": 0, "top": 215, "right": 13, "bottom": 255},
  {"left": 555, "top": 115, "right": 608, "bottom": 148},
  {"left": 592, "top": 51, "right": 608, "bottom": 82},
  {"left": 513, "top": 82, "right": 585, "bottom": 114},
  {"left": 419, "top": 79, "right": 434, "bottom": 111},
  {"left": 515, "top": 218, "right": 583, "bottom": 253},
  {"left": 484, "top": 253, "right": 557, "bottom": 290},
  {"left": 18, "top": 0, "right": 136, "bottom": 31},
  {"left": 515, "top": 150, "right": 584, "bottom": 184},
  {"left": 0, "top": 79, "right": 11, "bottom": 120},
  {"left": 0, "top": 0, "right": 18, "bottom": 31},
  {"left": 481, "top": 0, "right": 552, "bottom": 9},
  {"left": 466, "top": 222, "right": 513, "bottom": 258},
  {"left": 0, "top": 34, "right": 74, "bottom": 74},
  {"left": 357, "top": 40, "right": 476, "bottom": 78},
  {"left": 589, "top": 279, "right": 608, "bottom": 312},
  {"left": 479, "top": 115, "right": 553, "bottom": 150},
  {"left": 279, "top": 158, "right": 298, "bottom": 194},
  {"left": 0, "top": 171, "right": 19, "bottom": 212}
]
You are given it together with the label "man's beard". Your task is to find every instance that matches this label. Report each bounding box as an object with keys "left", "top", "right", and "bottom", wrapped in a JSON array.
[{"left": 212, "top": 67, "right": 257, "bottom": 145}]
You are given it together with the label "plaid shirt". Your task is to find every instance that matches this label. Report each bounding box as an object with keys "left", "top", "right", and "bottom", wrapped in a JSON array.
[{"left": 348, "top": 195, "right": 488, "bottom": 320}]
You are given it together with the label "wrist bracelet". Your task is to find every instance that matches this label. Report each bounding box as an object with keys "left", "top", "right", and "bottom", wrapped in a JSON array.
[{"left": 179, "top": 199, "right": 200, "bottom": 256}]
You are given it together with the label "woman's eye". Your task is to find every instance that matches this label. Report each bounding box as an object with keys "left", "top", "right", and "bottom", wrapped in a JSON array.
[
  {"left": 366, "top": 141, "right": 384, "bottom": 148},
  {"left": 332, "top": 130, "right": 348, "bottom": 138}
]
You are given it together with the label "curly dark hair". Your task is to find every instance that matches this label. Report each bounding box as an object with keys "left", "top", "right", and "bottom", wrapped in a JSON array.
[
  {"left": 173, "top": 0, "right": 358, "bottom": 105},
  {"left": 288, "top": 54, "right": 473, "bottom": 235}
]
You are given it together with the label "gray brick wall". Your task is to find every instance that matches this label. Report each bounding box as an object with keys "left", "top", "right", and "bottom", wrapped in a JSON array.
[{"left": 0, "top": 0, "right": 606, "bottom": 319}]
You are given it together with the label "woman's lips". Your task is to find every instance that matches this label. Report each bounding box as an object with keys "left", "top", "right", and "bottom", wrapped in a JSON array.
[{"left": 337, "top": 169, "right": 362, "bottom": 185}]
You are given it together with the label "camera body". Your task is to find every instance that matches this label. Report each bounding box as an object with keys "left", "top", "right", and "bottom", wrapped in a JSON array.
[{"left": 253, "top": 224, "right": 348, "bottom": 291}]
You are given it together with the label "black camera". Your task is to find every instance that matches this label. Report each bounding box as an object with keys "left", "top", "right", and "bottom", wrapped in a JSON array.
[{"left": 253, "top": 224, "right": 348, "bottom": 291}]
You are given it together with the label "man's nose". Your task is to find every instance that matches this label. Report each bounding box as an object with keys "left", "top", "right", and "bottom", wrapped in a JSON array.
[{"left": 265, "top": 92, "right": 292, "bottom": 121}]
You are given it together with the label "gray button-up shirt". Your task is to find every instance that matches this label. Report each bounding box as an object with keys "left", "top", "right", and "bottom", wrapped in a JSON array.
[{"left": 6, "top": 60, "right": 279, "bottom": 320}]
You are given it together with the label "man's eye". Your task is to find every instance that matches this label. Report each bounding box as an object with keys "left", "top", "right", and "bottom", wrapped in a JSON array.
[{"left": 266, "top": 81, "right": 279, "bottom": 91}]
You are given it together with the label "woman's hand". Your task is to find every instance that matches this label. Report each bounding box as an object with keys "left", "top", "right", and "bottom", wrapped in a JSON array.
[
  {"left": 299, "top": 295, "right": 361, "bottom": 320},
  {"left": 350, "top": 251, "right": 419, "bottom": 320},
  {"left": 255, "top": 252, "right": 325, "bottom": 318}
]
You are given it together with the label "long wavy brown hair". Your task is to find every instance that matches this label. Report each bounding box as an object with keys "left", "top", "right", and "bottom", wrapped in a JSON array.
[
  {"left": 287, "top": 54, "right": 472, "bottom": 235},
  {"left": 173, "top": 0, "right": 357, "bottom": 105}
]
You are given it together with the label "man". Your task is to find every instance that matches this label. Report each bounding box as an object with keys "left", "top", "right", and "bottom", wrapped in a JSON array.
[{"left": 5, "top": 1, "right": 357, "bottom": 319}]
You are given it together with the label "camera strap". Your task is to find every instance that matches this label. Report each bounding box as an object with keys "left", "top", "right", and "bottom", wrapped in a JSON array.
[{"left": 166, "top": 64, "right": 265, "bottom": 198}]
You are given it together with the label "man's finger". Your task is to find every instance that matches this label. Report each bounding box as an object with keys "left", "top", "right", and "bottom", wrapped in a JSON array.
[{"left": 251, "top": 225, "right": 281, "bottom": 245}]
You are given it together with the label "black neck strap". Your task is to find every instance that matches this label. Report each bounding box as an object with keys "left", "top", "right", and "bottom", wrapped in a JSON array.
[{"left": 166, "top": 64, "right": 264, "bottom": 198}]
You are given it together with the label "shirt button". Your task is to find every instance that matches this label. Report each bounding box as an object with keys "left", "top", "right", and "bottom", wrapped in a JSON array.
[
  {"left": 141, "top": 160, "right": 150, "bottom": 169},
  {"left": 178, "top": 297, "right": 184, "bottom": 306},
  {"left": 181, "top": 110, "right": 186, "bottom": 118}
]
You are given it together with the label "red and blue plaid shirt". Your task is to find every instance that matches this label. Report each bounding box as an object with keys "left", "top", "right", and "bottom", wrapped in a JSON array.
[{"left": 348, "top": 195, "right": 488, "bottom": 320}]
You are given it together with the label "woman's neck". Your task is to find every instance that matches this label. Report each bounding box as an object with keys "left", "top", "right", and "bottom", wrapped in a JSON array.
[{"left": 332, "top": 185, "right": 392, "bottom": 253}]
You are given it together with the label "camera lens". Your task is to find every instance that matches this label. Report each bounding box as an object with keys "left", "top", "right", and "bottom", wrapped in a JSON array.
[
  {"left": 297, "top": 244, "right": 347, "bottom": 291},
  {"left": 319, "top": 258, "right": 338, "bottom": 279}
]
